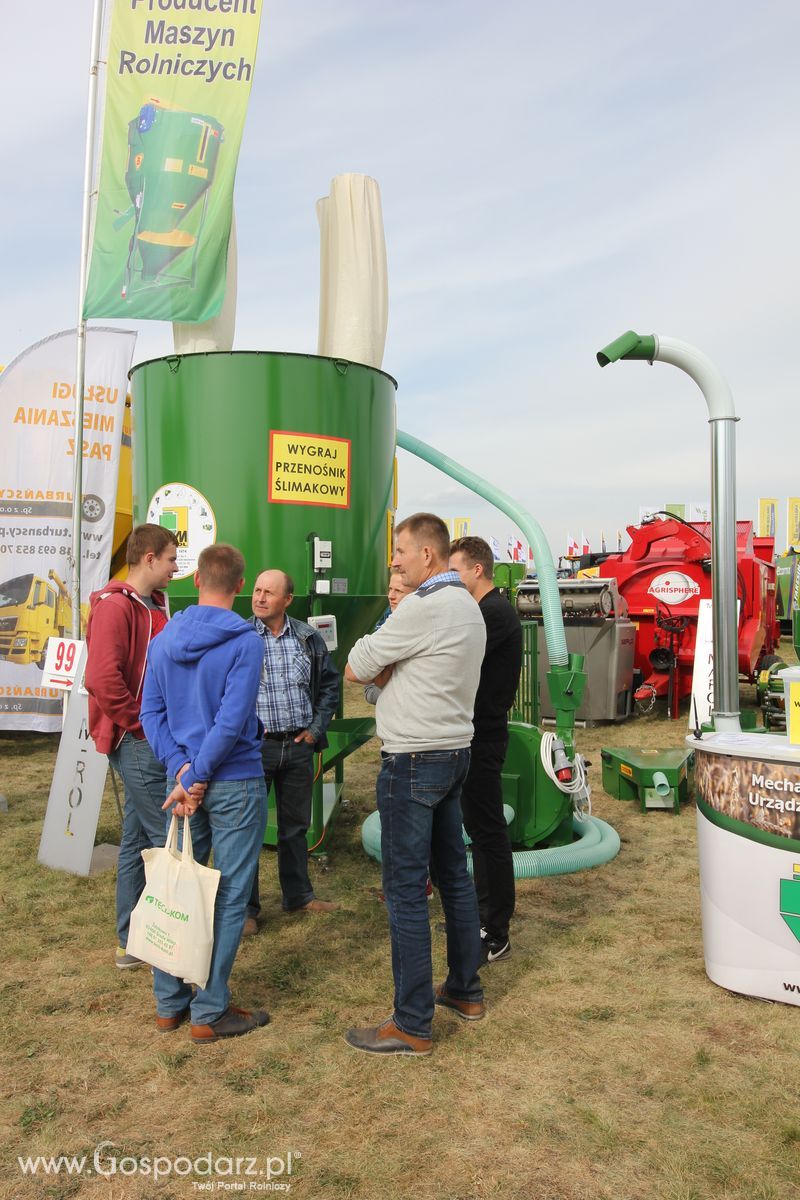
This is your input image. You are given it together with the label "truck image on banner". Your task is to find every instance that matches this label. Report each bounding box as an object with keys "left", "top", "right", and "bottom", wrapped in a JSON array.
[
  {"left": 84, "top": 1, "right": 262, "bottom": 322},
  {"left": 0, "top": 570, "right": 78, "bottom": 670}
]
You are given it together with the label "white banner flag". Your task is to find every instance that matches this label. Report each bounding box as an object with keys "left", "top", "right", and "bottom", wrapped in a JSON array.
[{"left": 0, "top": 328, "right": 136, "bottom": 730}]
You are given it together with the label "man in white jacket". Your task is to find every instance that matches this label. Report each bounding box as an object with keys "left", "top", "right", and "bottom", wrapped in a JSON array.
[{"left": 344, "top": 512, "right": 486, "bottom": 1056}]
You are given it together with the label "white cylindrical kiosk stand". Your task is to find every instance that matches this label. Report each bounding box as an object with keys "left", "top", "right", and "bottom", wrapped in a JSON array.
[{"left": 693, "top": 730, "right": 800, "bottom": 1004}]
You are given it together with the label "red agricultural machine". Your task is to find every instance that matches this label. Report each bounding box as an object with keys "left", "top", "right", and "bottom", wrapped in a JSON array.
[{"left": 595, "top": 514, "right": 779, "bottom": 718}]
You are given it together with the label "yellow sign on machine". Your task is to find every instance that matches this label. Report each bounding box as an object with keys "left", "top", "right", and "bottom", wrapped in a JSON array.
[{"left": 268, "top": 430, "right": 351, "bottom": 509}]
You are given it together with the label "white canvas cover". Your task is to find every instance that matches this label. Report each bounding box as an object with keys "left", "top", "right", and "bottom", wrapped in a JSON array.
[{"left": 317, "top": 174, "right": 388, "bottom": 370}]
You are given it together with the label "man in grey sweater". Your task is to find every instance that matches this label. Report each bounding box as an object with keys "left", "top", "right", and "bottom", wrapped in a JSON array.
[{"left": 344, "top": 512, "right": 487, "bottom": 1056}]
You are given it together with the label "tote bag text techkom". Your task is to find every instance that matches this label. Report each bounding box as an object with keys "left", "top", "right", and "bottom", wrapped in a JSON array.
[{"left": 128, "top": 814, "right": 220, "bottom": 988}]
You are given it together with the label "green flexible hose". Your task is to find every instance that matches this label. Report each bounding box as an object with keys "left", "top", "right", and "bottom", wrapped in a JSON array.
[
  {"left": 396, "top": 429, "right": 568, "bottom": 666},
  {"left": 361, "top": 810, "right": 620, "bottom": 878}
]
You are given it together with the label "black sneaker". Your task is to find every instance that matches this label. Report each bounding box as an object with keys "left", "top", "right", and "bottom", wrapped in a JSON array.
[{"left": 481, "top": 932, "right": 511, "bottom": 963}]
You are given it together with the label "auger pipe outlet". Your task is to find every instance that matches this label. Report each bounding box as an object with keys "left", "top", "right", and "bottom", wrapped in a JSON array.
[
  {"left": 596, "top": 331, "right": 740, "bottom": 731},
  {"left": 596, "top": 330, "right": 656, "bottom": 367}
]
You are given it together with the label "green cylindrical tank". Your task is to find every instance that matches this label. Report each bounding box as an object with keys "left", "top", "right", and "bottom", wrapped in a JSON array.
[{"left": 129, "top": 351, "right": 397, "bottom": 671}]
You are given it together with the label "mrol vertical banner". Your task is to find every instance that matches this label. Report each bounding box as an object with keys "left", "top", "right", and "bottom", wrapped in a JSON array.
[
  {"left": 84, "top": 0, "right": 262, "bottom": 322},
  {"left": 787, "top": 498, "right": 800, "bottom": 549},
  {"left": 758, "top": 497, "right": 778, "bottom": 539},
  {"left": 0, "top": 328, "right": 136, "bottom": 731}
]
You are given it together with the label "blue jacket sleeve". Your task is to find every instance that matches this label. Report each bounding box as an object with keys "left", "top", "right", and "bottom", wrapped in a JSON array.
[
  {"left": 181, "top": 635, "right": 263, "bottom": 790},
  {"left": 140, "top": 654, "right": 187, "bottom": 778}
]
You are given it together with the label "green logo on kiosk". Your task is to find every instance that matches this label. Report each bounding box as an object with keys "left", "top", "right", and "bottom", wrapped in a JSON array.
[{"left": 779, "top": 865, "right": 800, "bottom": 944}]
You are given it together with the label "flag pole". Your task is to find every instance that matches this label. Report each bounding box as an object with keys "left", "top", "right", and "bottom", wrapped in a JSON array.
[{"left": 70, "top": 0, "right": 105, "bottom": 638}]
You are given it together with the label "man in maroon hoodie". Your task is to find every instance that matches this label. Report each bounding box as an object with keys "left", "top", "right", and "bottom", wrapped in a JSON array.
[{"left": 85, "top": 523, "right": 179, "bottom": 968}]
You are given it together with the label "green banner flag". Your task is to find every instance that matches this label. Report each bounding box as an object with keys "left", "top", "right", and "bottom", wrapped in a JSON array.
[{"left": 84, "top": 0, "right": 262, "bottom": 322}]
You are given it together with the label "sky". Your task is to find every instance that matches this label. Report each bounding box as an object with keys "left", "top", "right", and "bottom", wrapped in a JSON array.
[{"left": 3, "top": 1, "right": 800, "bottom": 559}]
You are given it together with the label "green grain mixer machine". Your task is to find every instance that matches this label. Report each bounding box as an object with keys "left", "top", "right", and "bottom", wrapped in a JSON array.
[
  {"left": 129, "top": 352, "right": 620, "bottom": 874},
  {"left": 130, "top": 351, "right": 395, "bottom": 852},
  {"left": 117, "top": 99, "right": 224, "bottom": 300}
]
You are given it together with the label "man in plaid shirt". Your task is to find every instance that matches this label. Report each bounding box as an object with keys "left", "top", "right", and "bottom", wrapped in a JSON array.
[{"left": 245, "top": 569, "right": 340, "bottom": 919}]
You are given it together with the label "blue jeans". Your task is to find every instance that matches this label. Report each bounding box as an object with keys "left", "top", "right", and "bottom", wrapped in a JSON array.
[
  {"left": 377, "top": 748, "right": 483, "bottom": 1039},
  {"left": 108, "top": 732, "right": 168, "bottom": 949},
  {"left": 255, "top": 738, "right": 316, "bottom": 912},
  {"left": 153, "top": 776, "right": 268, "bottom": 1026}
]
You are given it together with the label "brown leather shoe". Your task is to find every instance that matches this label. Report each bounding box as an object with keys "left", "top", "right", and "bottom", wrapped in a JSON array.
[
  {"left": 155, "top": 1006, "right": 191, "bottom": 1033},
  {"left": 242, "top": 917, "right": 259, "bottom": 936},
  {"left": 344, "top": 1018, "right": 432, "bottom": 1056},
  {"left": 191, "top": 1005, "right": 270, "bottom": 1045},
  {"left": 434, "top": 984, "right": 485, "bottom": 1022},
  {"left": 289, "top": 898, "right": 338, "bottom": 913}
]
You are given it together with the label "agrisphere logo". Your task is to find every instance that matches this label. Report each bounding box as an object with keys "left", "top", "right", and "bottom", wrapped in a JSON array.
[
  {"left": 17, "top": 1141, "right": 300, "bottom": 1191},
  {"left": 647, "top": 571, "right": 700, "bottom": 604}
]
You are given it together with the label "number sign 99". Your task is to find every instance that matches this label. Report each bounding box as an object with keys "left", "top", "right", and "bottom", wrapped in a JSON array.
[{"left": 54, "top": 641, "right": 77, "bottom": 674}]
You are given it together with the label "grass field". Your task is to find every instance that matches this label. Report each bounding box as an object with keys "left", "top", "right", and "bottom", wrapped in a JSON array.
[{"left": 1, "top": 661, "right": 799, "bottom": 1200}]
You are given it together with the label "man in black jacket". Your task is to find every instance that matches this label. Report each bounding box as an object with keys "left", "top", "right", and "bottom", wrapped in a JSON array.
[{"left": 450, "top": 537, "right": 522, "bottom": 962}]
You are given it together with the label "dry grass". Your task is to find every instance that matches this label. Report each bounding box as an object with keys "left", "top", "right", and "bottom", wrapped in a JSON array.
[{"left": 1, "top": 646, "right": 799, "bottom": 1200}]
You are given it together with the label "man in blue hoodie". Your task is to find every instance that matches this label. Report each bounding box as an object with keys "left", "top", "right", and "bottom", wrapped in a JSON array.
[{"left": 141, "top": 543, "right": 269, "bottom": 1045}]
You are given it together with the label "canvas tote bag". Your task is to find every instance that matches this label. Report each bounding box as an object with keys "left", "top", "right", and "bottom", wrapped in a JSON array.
[{"left": 127, "top": 814, "right": 220, "bottom": 988}]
